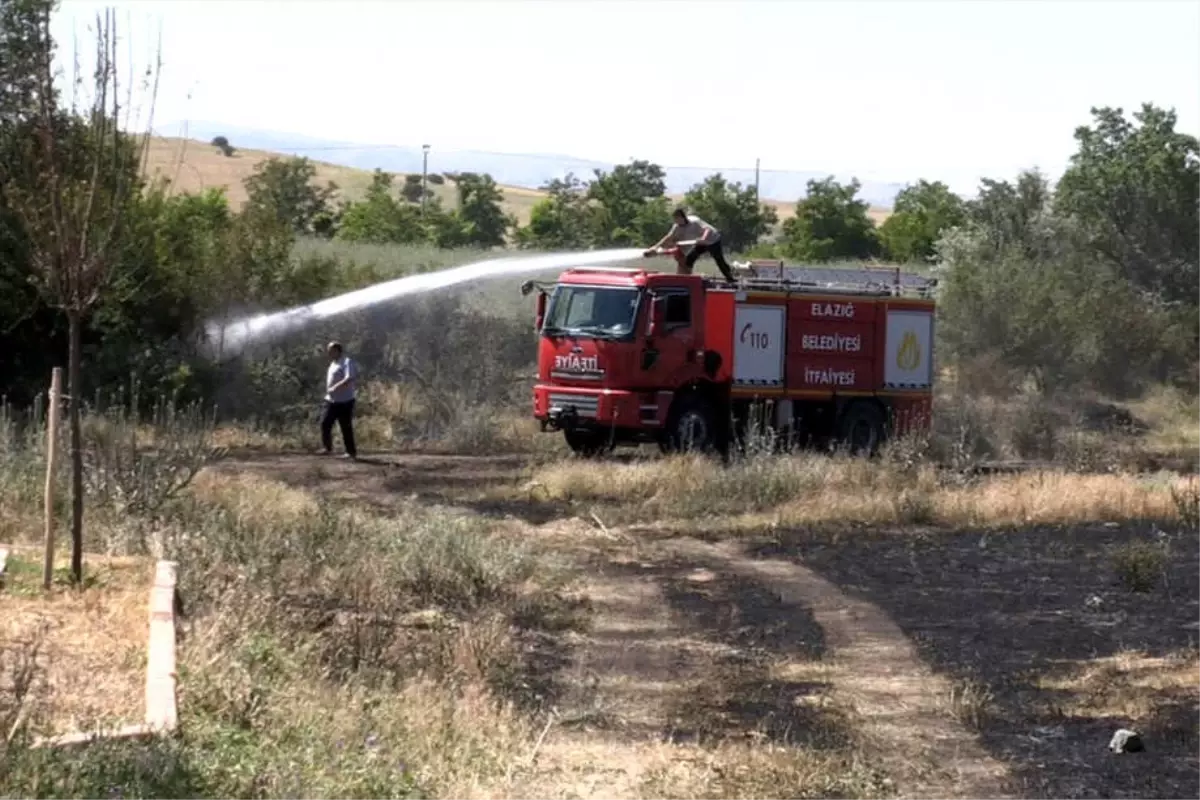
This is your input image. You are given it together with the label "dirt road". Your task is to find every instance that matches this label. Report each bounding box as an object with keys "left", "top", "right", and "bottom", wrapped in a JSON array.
[{"left": 212, "top": 451, "right": 1199, "bottom": 800}]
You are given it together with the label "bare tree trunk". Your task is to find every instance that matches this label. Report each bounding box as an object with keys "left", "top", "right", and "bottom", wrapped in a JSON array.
[{"left": 68, "top": 309, "right": 83, "bottom": 584}]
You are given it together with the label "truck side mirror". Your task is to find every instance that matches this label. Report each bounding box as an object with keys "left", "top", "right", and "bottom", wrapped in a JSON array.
[
  {"left": 648, "top": 296, "right": 665, "bottom": 337},
  {"left": 535, "top": 292, "right": 547, "bottom": 332}
]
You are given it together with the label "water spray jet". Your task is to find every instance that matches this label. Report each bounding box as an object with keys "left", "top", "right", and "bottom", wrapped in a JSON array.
[{"left": 203, "top": 247, "right": 647, "bottom": 360}]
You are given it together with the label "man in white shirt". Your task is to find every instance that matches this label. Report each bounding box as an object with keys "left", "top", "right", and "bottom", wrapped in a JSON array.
[
  {"left": 645, "top": 208, "right": 736, "bottom": 281},
  {"left": 321, "top": 341, "right": 358, "bottom": 460}
]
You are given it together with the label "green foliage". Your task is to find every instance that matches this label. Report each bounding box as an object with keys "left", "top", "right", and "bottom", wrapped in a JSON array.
[
  {"left": 682, "top": 173, "right": 778, "bottom": 253},
  {"left": 337, "top": 170, "right": 426, "bottom": 245},
  {"left": 335, "top": 170, "right": 509, "bottom": 249},
  {"left": 210, "top": 135, "right": 235, "bottom": 157},
  {"left": 878, "top": 180, "right": 966, "bottom": 263},
  {"left": 515, "top": 174, "right": 592, "bottom": 250},
  {"left": 0, "top": 0, "right": 55, "bottom": 125},
  {"left": 452, "top": 172, "right": 513, "bottom": 249},
  {"left": 401, "top": 173, "right": 426, "bottom": 203},
  {"left": 936, "top": 151, "right": 1198, "bottom": 397},
  {"left": 243, "top": 156, "right": 337, "bottom": 238},
  {"left": 967, "top": 170, "right": 1055, "bottom": 259},
  {"left": 517, "top": 161, "right": 780, "bottom": 254},
  {"left": 1055, "top": 104, "right": 1199, "bottom": 305},
  {"left": 780, "top": 177, "right": 880, "bottom": 261},
  {"left": 586, "top": 159, "right": 672, "bottom": 246}
]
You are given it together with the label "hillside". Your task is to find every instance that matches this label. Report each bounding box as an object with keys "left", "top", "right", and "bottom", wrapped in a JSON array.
[
  {"left": 143, "top": 136, "right": 892, "bottom": 229},
  {"left": 161, "top": 121, "right": 909, "bottom": 209}
]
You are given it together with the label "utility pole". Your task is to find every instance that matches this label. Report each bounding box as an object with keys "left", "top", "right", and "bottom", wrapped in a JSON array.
[
  {"left": 421, "top": 143, "right": 430, "bottom": 218},
  {"left": 754, "top": 157, "right": 761, "bottom": 200}
]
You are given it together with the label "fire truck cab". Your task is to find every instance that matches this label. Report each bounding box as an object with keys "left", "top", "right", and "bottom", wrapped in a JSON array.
[{"left": 526, "top": 255, "right": 937, "bottom": 457}]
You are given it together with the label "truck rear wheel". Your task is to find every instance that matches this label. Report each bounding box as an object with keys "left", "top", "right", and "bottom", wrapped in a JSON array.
[
  {"left": 837, "top": 401, "right": 887, "bottom": 456},
  {"left": 564, "top": 429, "right": 614, "bottom": 458},
  {"left": 665, "top": 394, "right": 721, "bottom": 454}
]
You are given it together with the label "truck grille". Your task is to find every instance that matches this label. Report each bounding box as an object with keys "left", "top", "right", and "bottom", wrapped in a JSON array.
[{"left": 548, "top": 393, "right": 599, "bottom": 418}]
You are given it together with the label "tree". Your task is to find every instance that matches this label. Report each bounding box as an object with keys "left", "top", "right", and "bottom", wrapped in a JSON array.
[
  {"left": 877, "top": 179, "right": 966, "bottom": 263},
  {"left": 587, "top": 159, "right": 671, "bottom": 246},
  {"left": 0, "top": 0, "right": 63, "bottom": 406},
  {"left": 454, "top": 172, "right": 512, "bottom": 248},
  {"left": 423, "top": 194, "right": 472, "bottom": 249},
  {"left": 780, "top": 177, "right": 879, "bottom": 261},
  {"left": 1055, "top": 104, "right": 1199, "bottom": 305},
  {"left": 336, "top": 169, "right": 424, "bottom": 244},
  {"left": 210, "top": 135, "right": 235, "bottom": 157},
  {"left": 965, "top": 170, "right": 1055, "bottom": 261},
  {"left": 243, "top": 156, "right": 337, "bottom": 237},
  {"left": 401, "top": 173, "right": 425, "bottom": 203},
  {"left": 934, "top": 208, "right": 1195, "bottom": 397},
  {"left": 682, "top": 173, "right": 778, "bottom": 253},
  {"left": 515, "top": 173, "right": 592, "bottom": 250},
  {"left": 0, "top": 3, "right": 157, "bottom": 582}
]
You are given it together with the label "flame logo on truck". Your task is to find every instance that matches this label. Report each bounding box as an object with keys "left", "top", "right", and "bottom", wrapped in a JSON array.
[{"left": 896, "top": 331, "right": 921, "bottom": 371}]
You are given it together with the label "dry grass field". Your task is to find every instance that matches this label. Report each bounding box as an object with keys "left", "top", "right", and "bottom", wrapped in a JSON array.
[
  {"left": 0, "top": 253, "right": 1194, "bottom": 797},
  {"left": 2, "top": 391, "right": 1196, "bottom": 798},
  {"left": 142, "top": 136, "right": 893, "bottom": 228},
  {"left": 1, "top": 552, "right": 151, "bottom": 741}
]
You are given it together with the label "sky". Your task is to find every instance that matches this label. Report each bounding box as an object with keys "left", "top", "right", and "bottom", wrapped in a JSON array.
[{"left": 49, "top": 0, "right": 1200, "bottom": 195}]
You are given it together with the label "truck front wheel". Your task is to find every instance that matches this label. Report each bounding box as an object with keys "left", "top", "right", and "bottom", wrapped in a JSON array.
[
  {"left": 836, "top": 401, "right": 887, "bottom": 457},
  {"left": 665, "top": 394, "right": 722, "bottom": 454},
  {"left": 564, "top": 428, "right": 614, "bottom": 458}
]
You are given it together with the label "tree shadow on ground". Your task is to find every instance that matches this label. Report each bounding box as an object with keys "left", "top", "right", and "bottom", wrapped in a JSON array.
[
  {"left": 596, "top": 553, "right": 856, "bottom": 751},
  {"left": 745, "top": 521, "right": 1200, "bottom": 799}
]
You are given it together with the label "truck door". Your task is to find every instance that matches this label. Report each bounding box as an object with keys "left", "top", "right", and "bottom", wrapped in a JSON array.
[{"left": 647, "top": 286, "right": 698, "bottom": 385}]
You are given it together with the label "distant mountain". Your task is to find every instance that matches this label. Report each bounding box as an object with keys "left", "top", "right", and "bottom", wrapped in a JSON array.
[{"left": 161, "top": 121, "right": 908, "bottom": 208}]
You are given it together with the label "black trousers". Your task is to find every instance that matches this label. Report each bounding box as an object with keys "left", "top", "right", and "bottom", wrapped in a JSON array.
[
  {"left": 685, "top": 240, "right": 735, "bottom": 281},
  {"left": 320, "top": 399, "right": 356, "bottom": 456}
]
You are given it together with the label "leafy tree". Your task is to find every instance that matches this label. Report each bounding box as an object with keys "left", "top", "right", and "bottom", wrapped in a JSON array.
[
  {"left": 243, "top": 156, "right": 337, "bottom": 237},
  {"left": 878, "top": 179, "right": 966, "bottom": 263},
  {"left": 1055, "top": 104, "right": 1199, "bottom": 305},
  {"left": 0, "top": 3, "right": 155, "bottom": 582},
  {"left": 211, "top": 135, "right": 235, "bottom": 157},
  {"left": 401, "top": 173, "right": 426, "bottom": 203},
  {"left": 454, "top": 172, "right": 512, "bottom": 248},
  {"left": 337, "top": 169, "right": 424, "bottom": 244},
  {"left": 423, "top": 194, "right": 472, "bottom": 249},
  {"left": 935, "top": 214, "right": 1194, "bottom": 397},
  {"left": 90, "top": 187, "right": 232, "bottom": 396},
  {"left": 587, "top": 159, "right": 671, "bottom": 246},
  {"left": 682, "top": 173, "right": 778, "bottom": 253},
  {"left": 780, "top": 177, "right": 879, "bottom": 261},
  {"left": 515, "top": 173, "right": 592, "bottom": 250},
  {"left": 965, "top": 170, "right": 1055, "bottom": 260},
  {"left": 0, "top": 0, "right": 62, "bottom": 404}
]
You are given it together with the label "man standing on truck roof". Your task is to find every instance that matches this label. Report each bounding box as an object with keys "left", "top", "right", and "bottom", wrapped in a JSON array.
[
  {"left": 645, "top": 208, "right": 736, "bottom": 282},
  {"left": 321, "top": 340, "right": 358, "bottom": 461}
]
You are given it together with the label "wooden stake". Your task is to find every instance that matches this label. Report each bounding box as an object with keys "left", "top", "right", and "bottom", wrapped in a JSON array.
[{"left": 43, "top": 367, "right": 62, "bottom": 590}]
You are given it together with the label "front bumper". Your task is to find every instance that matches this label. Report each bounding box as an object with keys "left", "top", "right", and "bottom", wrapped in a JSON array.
[{"left": 533, "top": 385, "right": 659, "bottom": 431}]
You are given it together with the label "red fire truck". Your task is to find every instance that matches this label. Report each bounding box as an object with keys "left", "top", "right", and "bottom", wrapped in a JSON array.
[{"left": 524, "top": 249, "right": 937, "bottom": 457}]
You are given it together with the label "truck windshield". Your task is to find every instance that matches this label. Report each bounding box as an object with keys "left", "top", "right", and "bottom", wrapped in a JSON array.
[{"left": 542, "top": 286, "right": 640, "bottom": 338}]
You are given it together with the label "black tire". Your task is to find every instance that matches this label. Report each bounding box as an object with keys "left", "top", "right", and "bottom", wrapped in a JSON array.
[
  {"left": 665, "top": 394, "right": 720, "bottom": 454},
  {"left": 564, "top": 428, "right": 613, "bottom": 458},
  {"left": 836, "top": 401, "right": 887, "bottom": 457}
]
